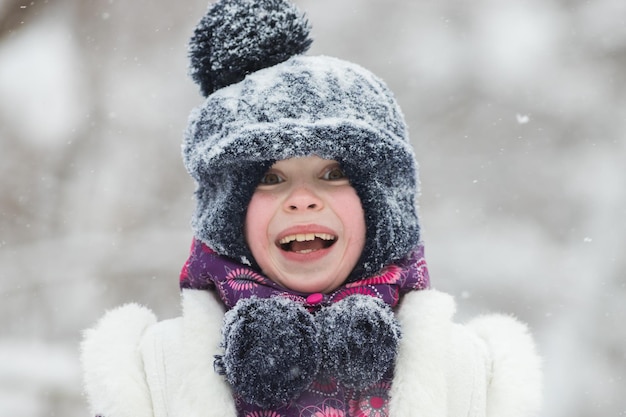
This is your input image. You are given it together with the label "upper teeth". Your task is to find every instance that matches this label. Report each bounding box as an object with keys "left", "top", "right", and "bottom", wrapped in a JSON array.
[{"left": 279, "top": 233, "right": 335, "bottom": 245}]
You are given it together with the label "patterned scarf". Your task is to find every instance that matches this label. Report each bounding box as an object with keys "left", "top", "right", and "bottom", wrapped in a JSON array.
[{"left": 180, "top": 238, "right": 430, "bottom": 311}]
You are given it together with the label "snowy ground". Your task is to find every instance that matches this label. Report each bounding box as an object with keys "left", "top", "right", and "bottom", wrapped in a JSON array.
[{"left": 1, "top": 1, "right": 625, "bottom": 416}]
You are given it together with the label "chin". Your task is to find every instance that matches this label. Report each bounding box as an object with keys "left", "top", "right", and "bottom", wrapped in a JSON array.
[
  {"left": 273, "top": 275, "right": 333, "bottom": 294},
  {"left": 297, "top": 279, "right": 342, "bottom": 294}
]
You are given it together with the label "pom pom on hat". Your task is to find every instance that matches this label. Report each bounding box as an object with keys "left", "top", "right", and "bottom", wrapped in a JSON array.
[{"left": 189, "top": 0, "right": 312, "bottom": 96}]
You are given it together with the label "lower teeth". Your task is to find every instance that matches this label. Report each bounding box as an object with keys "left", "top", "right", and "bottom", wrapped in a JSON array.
[{"left": 296, "top": 249, "right": 315, "bottom": 254}]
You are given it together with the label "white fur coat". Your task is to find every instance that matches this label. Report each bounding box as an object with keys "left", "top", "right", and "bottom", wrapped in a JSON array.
[{"left": 81, "top": 289, "right": 542, "bottom": 417}]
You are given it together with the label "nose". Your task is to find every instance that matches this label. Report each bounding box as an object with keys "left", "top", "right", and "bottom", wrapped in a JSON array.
[{"left": 284, "top": 185, "right": 324, "bottom": 212}]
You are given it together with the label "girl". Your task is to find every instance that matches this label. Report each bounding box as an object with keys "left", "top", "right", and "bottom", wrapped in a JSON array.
[{"left": 81, "top": 0, "right": 542, "bottom": 416}]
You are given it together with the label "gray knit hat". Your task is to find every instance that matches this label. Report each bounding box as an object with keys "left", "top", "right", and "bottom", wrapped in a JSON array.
[{"left": 183, "top": 0, "right": 420, "bottom": 278}]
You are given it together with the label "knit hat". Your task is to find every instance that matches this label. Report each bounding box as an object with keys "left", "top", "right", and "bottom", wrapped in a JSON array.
[{"left": 183, "top": 0, "right": 421, "bottom": 278}]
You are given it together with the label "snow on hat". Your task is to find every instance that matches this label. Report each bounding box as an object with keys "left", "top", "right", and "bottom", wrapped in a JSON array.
[{"left": 183, "top": 0, "right": 420, "bottom": 278}]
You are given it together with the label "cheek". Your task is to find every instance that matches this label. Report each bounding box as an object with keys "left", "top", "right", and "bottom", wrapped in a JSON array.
[
  {"left": 245, "top": 193, "right": 274, "bottom": 245},
  {"left": 334, "top": 189, "right": 366, "bottom": 240}
]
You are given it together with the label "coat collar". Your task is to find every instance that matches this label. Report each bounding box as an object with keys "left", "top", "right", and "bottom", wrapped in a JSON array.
[
  {"left": 389, "top": 290, "right": 456, "bottom": 417},
  {"left": 171, "top": 290, "right": 236, "bottom": 417}
]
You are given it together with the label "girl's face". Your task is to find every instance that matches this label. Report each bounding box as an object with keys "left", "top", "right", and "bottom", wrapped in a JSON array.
[{"left": 245, "top": 155, "right": 366, "bottom": 294}]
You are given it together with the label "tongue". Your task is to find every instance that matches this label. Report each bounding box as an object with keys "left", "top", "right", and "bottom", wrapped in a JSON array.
[{"left": 291, "top": 238, "right": 326, "bottom": 253}]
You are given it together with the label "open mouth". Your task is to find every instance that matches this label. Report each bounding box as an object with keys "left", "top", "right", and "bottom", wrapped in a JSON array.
[{"left": 277, "top": 233, "right": 337, "bottom": 254}]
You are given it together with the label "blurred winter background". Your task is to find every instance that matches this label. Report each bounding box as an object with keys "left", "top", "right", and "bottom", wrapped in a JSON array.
[{"left": 0, "top": 0, "right": 624, "bottom": 415}]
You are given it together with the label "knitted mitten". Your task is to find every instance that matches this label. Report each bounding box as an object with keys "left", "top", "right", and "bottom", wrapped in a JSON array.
[
  {"left": 316, "top": 294, "right": 401, "bottom": 389},
  {"left": 216, "top": 296, "right": 321, "bottom": 408}
]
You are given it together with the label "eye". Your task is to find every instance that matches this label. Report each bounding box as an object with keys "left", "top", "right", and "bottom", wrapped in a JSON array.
[
  {"left": 322, "top": 166, "right": 347, "bottom": 181},
  {"left": 259, "top": 172, "right": 284, "bottom": 185}
]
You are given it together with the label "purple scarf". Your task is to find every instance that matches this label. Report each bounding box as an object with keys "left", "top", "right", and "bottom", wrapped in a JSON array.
[
  {"left": 180, "top": 238, "right": 429, "bottom": 310},
  {"left": 179, "top": 238, "right": 430, "bottom": 417}
]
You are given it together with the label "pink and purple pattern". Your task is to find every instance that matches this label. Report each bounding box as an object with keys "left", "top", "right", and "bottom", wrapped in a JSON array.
[{"left": 180, "top": 238, "right": 429, "bottom": 312}]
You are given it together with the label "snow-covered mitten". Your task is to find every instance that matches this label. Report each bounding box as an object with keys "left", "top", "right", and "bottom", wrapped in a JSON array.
[
  {"left": 316, "top": 294, "right": 401, "bottom": 389},
  {"left": 216, "top": 296, "right": 321, "bottom": 408}
]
